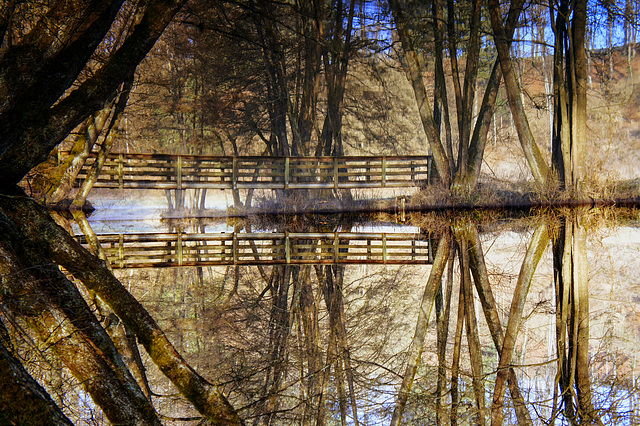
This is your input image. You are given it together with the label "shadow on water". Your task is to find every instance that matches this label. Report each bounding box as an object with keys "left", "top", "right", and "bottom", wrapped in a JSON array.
[{"left": 27, "top": 206, "right": 640, "bottom": 424}]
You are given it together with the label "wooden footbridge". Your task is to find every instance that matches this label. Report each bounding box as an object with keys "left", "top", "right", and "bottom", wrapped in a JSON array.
[
  {"left": 76, "top": 231, "right": 438, "bottom": 269},
  {"left": 71, "top": 152, "right": 434, "bottom": 190}
]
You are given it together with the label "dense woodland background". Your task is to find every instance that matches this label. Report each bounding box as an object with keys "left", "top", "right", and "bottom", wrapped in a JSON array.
[{"left": 39, "top": 0, "right": 640, "bottom": 202}]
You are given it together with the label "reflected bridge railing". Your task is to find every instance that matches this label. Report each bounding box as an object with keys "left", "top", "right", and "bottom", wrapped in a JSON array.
[{"left": 76, "top": 231, "right": 438, "bottom": 268}]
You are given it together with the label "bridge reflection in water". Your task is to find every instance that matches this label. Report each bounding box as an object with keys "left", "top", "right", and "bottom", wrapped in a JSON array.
[{"left": 76, "top": 231, "right": 438, "bottom": 269}]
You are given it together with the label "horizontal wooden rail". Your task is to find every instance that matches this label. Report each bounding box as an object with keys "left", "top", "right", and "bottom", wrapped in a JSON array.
[
  {"left": 64, "top": 152, "right": 434, "bottom": 190},
  {"left": 76, "top": 231, "right": 438, "bottom": 268}
]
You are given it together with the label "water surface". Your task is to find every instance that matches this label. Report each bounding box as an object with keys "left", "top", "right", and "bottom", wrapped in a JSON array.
[{"left": 75, "top": 204, "right": 640, "bottom": 425}]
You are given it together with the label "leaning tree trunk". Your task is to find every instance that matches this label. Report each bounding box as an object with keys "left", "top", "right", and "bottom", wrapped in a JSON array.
[
  {"left": 46, "top": 107, "right": 111, "bottom": 203},
  {"left": 487, "top": 0, "right": 550, "bottom": 185},
  {"left": 0, "top": 319, "right": 75, "bottom": 425},
  {"left": 0, "top": 210, "right": 161, "bottom": 425},
  {"left": 462, "top": 222, "right": 533, "bottom": 425},
  {"left": 72, "top": 76, "right": 133, "bottom": 210},
  {"left": 72, "top": 210, "right": 153, "bottom": 400},
  {"left": 452, "top": 0, "right": 527, "bottom": 193},
  {"left": 389, "top": 0, "right": 451, "bottom": 186},
  {"left": 452, "top": 223, "right": 488, "bottom": 423},
  {"left": 0, "top": 192, "right": 242, "bottom": 424}
]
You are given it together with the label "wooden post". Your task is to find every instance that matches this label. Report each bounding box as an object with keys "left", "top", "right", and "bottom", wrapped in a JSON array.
[
  {"left": 176, "top": 155, "right": 183, "bottom": 190},
  {"left": 177, "top": 232, "right": 183, "bottom": 266},
  {"left": 333, "top": 157, "right": 339, "bottom": 190},
  {"left": 232, "top": 233, "right": 238, "bottom": 265},
  {"left": 176, "top": 155, "right": 183, "bottom": 208},
  {"left": 382, "top": 157, "right": 387, "bottom": 188},
  {"left": 118, "top": 234, "right": 124, "bottom": 268},
  {"left": 382, "top": 233, "right": 387, "bottom": 264},
  {"left": 334, "top": 233, "right": 339, "bottom": 263},
  {"left": 118, "top": 153, "right": 124, "bottom": 189},
  {"left": 232, "top": 157, "right": 237, "bottom": 190},
  {"left": 285, "top": 233, "right": 290, "bottom": 264},
  {"left": 428, "top": 233, "right": 434, "bottom": 264},
  {"left": 284, "top": 157, "right": 290, "bottom": 189}
]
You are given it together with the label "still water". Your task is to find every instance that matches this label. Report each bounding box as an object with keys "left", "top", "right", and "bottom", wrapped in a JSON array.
[{"left": 69, "top": 198, "right": 640, "bottom": 425}]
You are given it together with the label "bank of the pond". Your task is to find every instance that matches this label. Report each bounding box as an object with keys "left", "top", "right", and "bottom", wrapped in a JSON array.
[{"left": 39, "top": 177, "right": 640, "bottom": 218}]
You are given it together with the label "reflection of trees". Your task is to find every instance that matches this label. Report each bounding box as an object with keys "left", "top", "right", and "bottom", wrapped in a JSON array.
[
  {"left": 243, "top": 221, "right": 364, "bottom": 424},
  {"left": 551, "top": 212, "right": 604, "bottom": 425},
  {"left": 111, "top": 212, "right": 617, "bottom": 424},
  {"left": 5, "top": 207, "right": 633, "bottom": 423},
  {"left": 385, "top": 212, "right": 607, "bottom": 425},
  {"left": 158, "top": 228, "right": 422, "bottom": 423},
  {"left": 0, "top": 194, "right": 240, "bottom": 423},
  {"left": 391, "top": 218, "right": 545, "bottom": 425},
  {"left": 391, "top": 231, "right": 450, "bottom": 425}
]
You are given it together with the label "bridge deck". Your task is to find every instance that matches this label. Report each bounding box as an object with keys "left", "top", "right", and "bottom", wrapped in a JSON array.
[
  {"left": 70, "top": 152, "right": 433, "bottom": 190},
  {"left": 76, "top": 231, "right": 438, "bottom": 268}
]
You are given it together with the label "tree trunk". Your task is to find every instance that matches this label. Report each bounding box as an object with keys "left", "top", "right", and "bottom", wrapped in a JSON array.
[
  {"left": 435, "top": 244, "right": 455, "bottom": 425},
  {"left": 0, "top": 0, "right": 188, "bottom": 187},
  {"left": 450, "top": 258, "right": 466, "bottom": 426},
  {"left": 296, "top": 265, "right": 323, "bottom": 424},
  {"left": 0, "top": 213, "right": 161, "bottom": 425},
  {"left": 453, "top": 0, "right": 524, "bottom": 192},
  {"left": 432, "top": 0, "right": 454, "bottom": 175},
  {"left": 72, "top": 76, "right": 133, "bottom": 209},
  {"left": 257, "top": 265, "right": 293, "bottom": 424},
  {"left": 296, "top": 0, "right": 323, "bottom": 156},
  {"left": 448, "top": 0, "right": 482, "bottom": 178},
  {"left": 0, "top": 192, "right": 242, "bottom": 424},
  {"left": 463, "top": 223, "right": 533, "bottom": 425},
  {"left": 389, "top": 0, "right": 451, "bottom": 186},
  {"left": 47, "top": 107, "right": 111, "bottom": 203},
  {"left": 254, "top": 9, "right": 291, "bottom": 158},
  {"left": 551, "top": 0, "right": 587, "bottom": 190},
  {"left": 73, "top": 210, "right": 153, "bottom": 400},
  {"left": 487, "top": 0, "right": 550, "bottom": 184},
  {"left": 0, "top": 320, "right": 75, "bottom": 425},
  {"left": 458, "top": 233, "right": 486, "bottom": 424}
]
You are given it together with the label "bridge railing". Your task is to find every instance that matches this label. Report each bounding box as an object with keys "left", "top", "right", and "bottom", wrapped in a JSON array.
[
  {"left": 76, "top": 231, "right": 438, "bottom": 268},
  {"left": 66, "top": 152, "right": 433, "bottom": 190}
]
